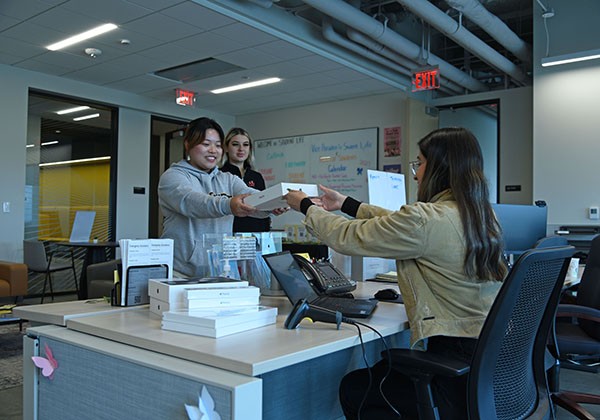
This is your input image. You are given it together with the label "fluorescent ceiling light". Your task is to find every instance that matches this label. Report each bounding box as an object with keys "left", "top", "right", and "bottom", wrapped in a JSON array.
[
  {"left": 46, "top": 23, "right": 118, "bottom": 51},
  {"left": 211, "top": 77, "right": 281, "bottom": 94},
  {"left": 41, "top": 141, "right": 58, "bottom": 146},
  {"left": 26, "top": 144, "right": 35, "bottom": 148},
  {"left": 56, "top": 106, "right": 90, "bottom": 115},
  {"left": 40, "top": 156, "right": 111, "bottom": 168},
  {"left": 73, "top": 113, "right": 100, "bottom": 121},
  {"left": 541, "top": 48, "right": 600, "bottom": 67}
]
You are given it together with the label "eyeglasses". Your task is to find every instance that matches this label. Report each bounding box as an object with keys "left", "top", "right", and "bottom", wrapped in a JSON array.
[{"left": 409, "top": 160, "right": 422, "bottom": 176}]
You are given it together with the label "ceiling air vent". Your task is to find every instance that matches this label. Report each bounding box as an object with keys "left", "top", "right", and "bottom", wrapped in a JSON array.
[{"left": 152, "top": 58, "right": 244, "bottom": 83}]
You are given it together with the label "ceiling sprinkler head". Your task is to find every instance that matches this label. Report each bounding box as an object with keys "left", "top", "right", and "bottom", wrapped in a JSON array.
[{"left": 84, "top": 47, "right": 102, "bottom": 58}]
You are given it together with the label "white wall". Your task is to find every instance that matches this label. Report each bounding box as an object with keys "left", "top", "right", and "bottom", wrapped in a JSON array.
[
  {"left": 533, "top": 0, "right": 600, "bottom": 227},
  {"left": 433, "top": 87, "right": 533, "bottom": 204},
  {"left": 0, "top": 64, "right": 235, "bottom": 261},
  {"left": 237, "top": 92, "right": 415, "bottom": 197}
]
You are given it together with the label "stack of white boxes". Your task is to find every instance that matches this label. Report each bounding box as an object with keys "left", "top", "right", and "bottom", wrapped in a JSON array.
[{"left": 148, "top": 278, "right": 257, "bottom": 316}]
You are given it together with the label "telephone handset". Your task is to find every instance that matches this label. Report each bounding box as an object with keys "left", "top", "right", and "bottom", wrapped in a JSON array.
[{"left": 292, "top": 254, "right": 356, "bottom": 294}]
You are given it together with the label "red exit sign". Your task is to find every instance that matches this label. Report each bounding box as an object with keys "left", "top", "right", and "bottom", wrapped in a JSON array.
[
  {"left": 412, "top": 67, "right": 440, "bottom": 92},
  {"left": 175, "top": 89, "right": 195, "bottom": 106}
]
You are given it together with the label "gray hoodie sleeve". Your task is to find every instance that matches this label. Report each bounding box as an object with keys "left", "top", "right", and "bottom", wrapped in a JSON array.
[{"left": 158, "top": 167, "right": 237, "bottom": 218}]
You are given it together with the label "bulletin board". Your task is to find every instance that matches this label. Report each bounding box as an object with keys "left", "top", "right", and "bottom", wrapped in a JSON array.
[{"left": 253, "top": 127, "right": 378, "bottom": 230}]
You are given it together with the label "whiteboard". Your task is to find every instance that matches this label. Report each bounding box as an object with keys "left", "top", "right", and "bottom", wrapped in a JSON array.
[
  {"left": 254, "top": 127, "right": 378, "bottom": 230},
  {"left": 367, "top": 170, "right": 406, "bottom": 210}
]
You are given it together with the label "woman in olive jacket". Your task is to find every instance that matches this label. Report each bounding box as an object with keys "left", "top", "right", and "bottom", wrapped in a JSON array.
[{"left": 284, "top": 127, "right": 507, "bottom": 420}]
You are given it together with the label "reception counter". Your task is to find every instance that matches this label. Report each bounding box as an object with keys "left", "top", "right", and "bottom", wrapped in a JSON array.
[{"left": 22, "top": 282, "right": 409, "bottom": 420}]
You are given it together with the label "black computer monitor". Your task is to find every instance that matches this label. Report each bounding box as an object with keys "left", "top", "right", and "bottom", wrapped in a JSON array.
[{"left": 492, "top": 203, "right": 548, "bottom": 256}]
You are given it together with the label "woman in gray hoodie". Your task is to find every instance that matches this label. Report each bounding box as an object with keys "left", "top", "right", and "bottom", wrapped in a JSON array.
[{"left": 158, "top": 117, "right": 276, "bottom": 277}]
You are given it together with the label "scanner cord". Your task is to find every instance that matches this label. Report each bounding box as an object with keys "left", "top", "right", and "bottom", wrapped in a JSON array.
[
  {"left": 348, "top": 321, "right": 372, "bottom": 420},
  {"left": 352, "top": 321, "right": 401, "bottom": 418}
]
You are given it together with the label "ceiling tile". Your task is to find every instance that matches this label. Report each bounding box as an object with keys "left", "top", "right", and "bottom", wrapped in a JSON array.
[
  {"left": 290, "top": 55, "right": 343, "bottom": 72},
  {"left": 103, "top": 53, "right": 170, "bottom": 76},
  {"left": 122, "top": 13, "right": 201, "bottom": 42},
  {"left": 212, "top": 22, "right": 278, "bottom": 47},
  {"left": 216, "top": 47, "right": 281, "bottom": 69},
  {"left": 0, "top": 51, "right": 24, "bottom": 65},
  {"left": 0, "top": 35, "right": 46, "bottom": 59},
  {"left": 27, "top": 50, "right": 95, "bottom": 71},
  {"left": 254, "top": 61, "right": 315, "bottom": 79},
  {"left": 27, "top": 8, "right": 105, "bottom": 35},
  {"left": 64, "top": 62, "right": 136, "bottom": 85},
  {"left": 2, "top": 21, "right": 68, "bottom": 46},
  {"left": 16, "top": 59, "right": 73, "bottom": 76},
  {"left": 0, "top": 14, "right": 20, "bottom": 31},
  {"left": 255, "top": 40, "right": 312, "bottom": 60},
  {"left": 175, "top": 31, "right": 241, "bottom": 56},
  {"left": 125, "top": 0, "right": 183, "bottom": 12},
  {"left": 138, "top": 43, "right": 205, "bottom": 65},
  {"left": 104, "top": 73, "right": 180, "bottom": 93},
  {"left": 62, "top": 0, "right": 154, "bottom": 24},
  {"left": 160, "top": 2, "right": 234, "bottom": 30},
  {"left": 0, "top": 0, "right": 56, "bottom": 20}
]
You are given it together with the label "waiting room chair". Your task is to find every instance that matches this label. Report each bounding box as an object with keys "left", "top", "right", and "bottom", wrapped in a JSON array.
[
  {"left": 547, "top": 234, "right": 600, "bottom": 419},
  {"left": 86, "top": 259, "right": 120, "bottom": 299},
  {"left": 0, "top": 261, "right": 28, "bottom": 303},
  {"left": 383, "top": 246, "right": 574, "bottom": 420},
  {"left": 23, "top": 240, "right": 78, "bottom": 303}
]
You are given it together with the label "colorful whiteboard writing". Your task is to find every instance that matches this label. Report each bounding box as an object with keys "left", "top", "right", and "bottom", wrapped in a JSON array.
[{"left": 253, "top": 128, "right": 378, "bottom": 230}]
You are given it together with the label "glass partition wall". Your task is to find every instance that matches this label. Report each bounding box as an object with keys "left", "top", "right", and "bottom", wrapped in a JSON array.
[{"left": 25, "top": 91, "right": 117, "bottom": 299}]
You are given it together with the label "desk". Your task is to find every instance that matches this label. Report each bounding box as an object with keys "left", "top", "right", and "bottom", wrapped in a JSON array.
[
  {"left": 57, "top": 241, "right": 118, "bottom": 300},
  {"left": 22, "top": 282, "right": 409, "bottom": 420},
  {"left": 13, "top": 299, "right": 145, "bottom": 326}
]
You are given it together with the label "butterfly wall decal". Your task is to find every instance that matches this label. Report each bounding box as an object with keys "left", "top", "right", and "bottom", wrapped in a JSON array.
[
  {"left": 31, "top": 343, "right": 58, "bottom": 380},
  {"left": 185, "top": 386, "right": 221, "bottom": 420}
]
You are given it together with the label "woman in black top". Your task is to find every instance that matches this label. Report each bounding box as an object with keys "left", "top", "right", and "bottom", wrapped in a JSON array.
[{"left": 221, "top": 127, "right": 271, "bottom": 232}]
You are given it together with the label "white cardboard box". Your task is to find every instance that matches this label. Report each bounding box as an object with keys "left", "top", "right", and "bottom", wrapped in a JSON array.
[
  {"left": 245, "top": 182, "right": 319, "bottom": 210},
  {"left": 149, "top": 297, "right": 184, "bottom": 316},
  {"left": 148, "top": 278, "right": 249, "bottom": 305}
]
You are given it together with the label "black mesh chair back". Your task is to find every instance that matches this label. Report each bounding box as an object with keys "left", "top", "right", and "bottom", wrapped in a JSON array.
[
  {"left": 468, "top": 246, "right": 573, "bottom": 420},
  {"left": 534, "top": 235, "right": 569, "bottom": 249},
  {"left": 577, "top": 234, "right": 600, "bottom": 338}
]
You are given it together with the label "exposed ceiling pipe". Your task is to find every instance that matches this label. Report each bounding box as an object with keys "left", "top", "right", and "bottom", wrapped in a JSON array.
[
  {"left": 394, "top": 0, "right": 529, "bottom": 85},
  {"left": 321, "top": 18, "right": 413, "bottom": 79},
  {"left": 301, "top": 0, "right": 487, "bottom": 92},
  {"left": 444, "top": 0, "right": 532, "bottom": 66},
  {"left": 345, "top": 27, "right": 464, "bottom": 95}
]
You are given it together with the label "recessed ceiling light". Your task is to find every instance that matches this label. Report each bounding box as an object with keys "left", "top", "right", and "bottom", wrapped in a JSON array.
[
  {"left": 210, "top": 77, "right": 281, "bottom": 94},
  {"left": 39, "top": 156, "right": 111, "bottom": 167},
  {"left": 56, "top": 105, "right": 90, "bottom": 115},
  {"left": 41, "top": 141, "right": 59, "bottom": 146},
  {"left": 46, "top": 23, "right": 118, "bottom": 51},
  {"left": 26, "top": 144, "right": 35, "bottom": 148},
  {"left": 73, "top": 113, "right": 100, "bottom": 121}
]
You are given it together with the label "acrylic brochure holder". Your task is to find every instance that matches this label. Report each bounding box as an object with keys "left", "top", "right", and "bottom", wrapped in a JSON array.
[{"left": 202, "top": 232, "right": 285, "bottom": 295}]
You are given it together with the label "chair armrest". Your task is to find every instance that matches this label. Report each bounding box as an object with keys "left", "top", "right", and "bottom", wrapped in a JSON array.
[
  {"left": 383, "top": 348, "right": 470, "bottom": 378},
  {"left": 0, "top": 261, "right": 28, "bottom": 296},
  {"left": 556, "top": 304, "right": 600, "bottom": 324}
]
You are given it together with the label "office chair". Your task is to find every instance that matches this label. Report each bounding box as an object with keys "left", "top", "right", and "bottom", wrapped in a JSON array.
[
  {"left": 23, "top": 240, "right": 79, "bottom": 303},
  {"left": 547, "top": 234, "right": 600, "bottom": 419},
  {"left": 534, "top": 235, "right": 569, "bottom": 249},
  {"left": 383, "top": 246, "right": 574, "bottom": 420}
]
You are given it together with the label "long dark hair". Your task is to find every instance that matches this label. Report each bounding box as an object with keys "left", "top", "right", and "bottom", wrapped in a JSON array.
[{"left": 417, "top": 127, "right": 507, "bottom": 281}]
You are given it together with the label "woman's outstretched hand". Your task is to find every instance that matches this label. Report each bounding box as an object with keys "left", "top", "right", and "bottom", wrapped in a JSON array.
[
  {"left": 283, "top": 189, "right": 308, "bottom": 212},
  {"left": 230, "top": 194, "right": 256, "bottom": 217},
  {"left": 317, "top": 184, "right": 347, "bottom": 212}
]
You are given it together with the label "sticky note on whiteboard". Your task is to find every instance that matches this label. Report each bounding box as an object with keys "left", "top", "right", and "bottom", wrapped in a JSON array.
[{"left": 367, "top": 170, "right": 406, "bottom": 210}]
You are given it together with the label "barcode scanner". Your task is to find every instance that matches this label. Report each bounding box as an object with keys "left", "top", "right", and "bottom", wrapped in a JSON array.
[{"left": 284, "top": 299, "right": 348, "bottom": 330}]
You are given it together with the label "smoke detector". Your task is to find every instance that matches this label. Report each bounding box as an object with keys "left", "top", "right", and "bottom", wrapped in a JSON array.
[{"left": 84, "top": 48, "right": 102, "bottom": 58}]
